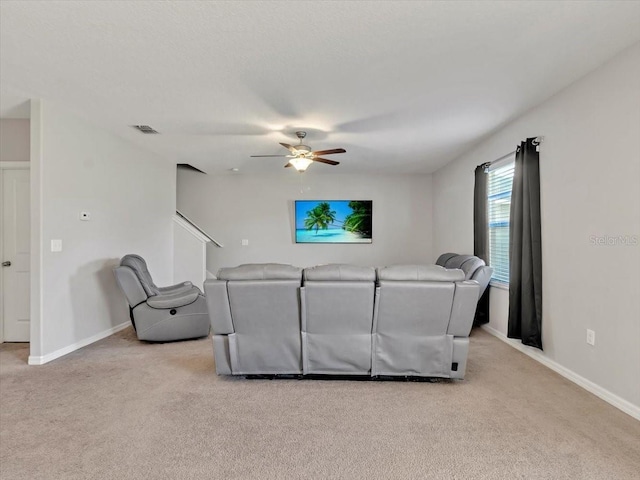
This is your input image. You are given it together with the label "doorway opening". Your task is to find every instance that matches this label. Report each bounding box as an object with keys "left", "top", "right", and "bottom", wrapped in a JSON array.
[{"left": 1, "top": 118, "right": 31, "bottom": 343}]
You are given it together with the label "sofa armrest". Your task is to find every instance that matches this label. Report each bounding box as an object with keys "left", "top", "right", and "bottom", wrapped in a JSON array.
[
  {"left": 158, "top": 281, "right": 194, "bottom": 295},
  {"left": 204, "top": 280, "right": 235, "bottom": 334},
  {"left": 471, "top": 266, "right": 493, "bottom": 299},
  {"left": 146, "top": 287, "right": 200, "bottom": 309},
  {"left": 447, "top": 280, "right": 480, "bottom": 337}
]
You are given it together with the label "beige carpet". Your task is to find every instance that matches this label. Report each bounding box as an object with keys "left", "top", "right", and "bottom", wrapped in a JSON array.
[{"left": 1, "top": 328, "right": 638, "bottom": 480}]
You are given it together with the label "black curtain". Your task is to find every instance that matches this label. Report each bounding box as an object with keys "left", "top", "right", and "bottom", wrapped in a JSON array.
[
  {"left": 508, "top": 138, "right": 543, "bottom": 349},
  {"left": 473, "top": 165, "right": 490, "bottom": 326}
]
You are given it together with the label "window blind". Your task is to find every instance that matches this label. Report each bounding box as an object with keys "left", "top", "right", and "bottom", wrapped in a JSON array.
[{"left": 488, "top": 160, "right": 515, "bottom": 284}]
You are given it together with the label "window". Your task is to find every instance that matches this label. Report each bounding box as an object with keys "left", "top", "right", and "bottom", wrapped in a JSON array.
[{"left": 488, "top": 159, "right": 515, "bottom": 284}]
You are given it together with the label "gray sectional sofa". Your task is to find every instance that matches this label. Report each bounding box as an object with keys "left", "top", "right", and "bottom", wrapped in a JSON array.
[{"left": 204, "top": 262, "right": 480, "bottom": 379}]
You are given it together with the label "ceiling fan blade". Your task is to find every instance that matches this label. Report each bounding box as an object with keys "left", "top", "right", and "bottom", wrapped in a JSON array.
[
  {"left": 311, "top": 148, "right": 346, "bottom": 156},
  {"left": 250, "top": 155, "right": 289, "bottom": 157},
  {"left": 280, "top": 143, "right": 299, "bottom": 154},
  {"left": 284, "top": 162, "right": 292, "bottom": 168},
  {"left": 312, "top": 157, "right": 340, "bottom": 166}
]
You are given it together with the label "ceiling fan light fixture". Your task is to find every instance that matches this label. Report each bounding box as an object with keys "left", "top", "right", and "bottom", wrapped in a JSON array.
[
  {"left": 289, "top": 157, "right": 313, "bottom": 172},
  {"left": 251, "top": 131, "right": 345, "bottom": 171}
]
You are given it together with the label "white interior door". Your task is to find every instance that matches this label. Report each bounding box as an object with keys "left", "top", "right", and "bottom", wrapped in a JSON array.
[{"left": 1, "top": 168, "right": 30, "bottom": 342}]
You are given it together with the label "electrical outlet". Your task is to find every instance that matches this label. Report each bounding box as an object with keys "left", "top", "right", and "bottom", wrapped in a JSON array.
[
  {"left": 586, "top": 329, "right": 595, "bottom": 346},
  {"left": 51, "top": 239, "right": 62, "bottom": 252}
]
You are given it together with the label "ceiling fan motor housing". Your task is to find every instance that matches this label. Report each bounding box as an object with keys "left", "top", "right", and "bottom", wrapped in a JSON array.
[{"left": 294, "top": 131, "right": 311, "bottom": 154}]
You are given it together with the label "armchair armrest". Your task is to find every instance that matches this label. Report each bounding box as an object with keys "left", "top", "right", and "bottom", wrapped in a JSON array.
[
  {"left": 158, "top": 281, "right": 194, "bottom": 295},
  {"left": 146, "top": 287, "right": 200, "bottom": 309}
]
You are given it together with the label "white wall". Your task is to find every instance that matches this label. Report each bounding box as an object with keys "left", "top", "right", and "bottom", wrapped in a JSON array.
[
  {"left": 0, "top": 119, "right": 30, "bottom": 162},
  {"left": 177, "top": 171, "right": 433, "bottom": 274},
  {"left": 432, "top": 43, "right": 640, "bottom": 411},
  {"left": 173, "top": 215, "right": 209, "bottom": 288},
  {"left": 29, "top": 100, "right": 175, "bottom": 362}
]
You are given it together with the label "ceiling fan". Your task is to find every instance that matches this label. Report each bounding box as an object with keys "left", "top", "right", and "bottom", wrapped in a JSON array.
[{"left": 251, "top": 131, "right": 346, "bottom": 172}]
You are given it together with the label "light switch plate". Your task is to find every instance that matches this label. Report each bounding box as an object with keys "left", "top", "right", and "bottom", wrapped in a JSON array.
[
  {"left": 51, "top": 239, "right": 62, "bottom": 252},
  {"left": 241, "top": 239, "right": 249, "bottom": 246}
]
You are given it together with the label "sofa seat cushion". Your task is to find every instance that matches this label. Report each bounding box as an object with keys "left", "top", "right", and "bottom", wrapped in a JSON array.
[
  {"left": 377, "top": 265, "right": 464, "bottom": 282},
  {"left": 303, "top": 264, "right": 375, "bottom": 282}
]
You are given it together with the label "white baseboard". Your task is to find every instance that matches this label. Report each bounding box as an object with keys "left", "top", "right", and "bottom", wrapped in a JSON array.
[
  {"left": 481, "top": 324, "right": 640, "bottom": 421},
  {"left": 28, "top": 322, "right": 130, "bottom": 365}
]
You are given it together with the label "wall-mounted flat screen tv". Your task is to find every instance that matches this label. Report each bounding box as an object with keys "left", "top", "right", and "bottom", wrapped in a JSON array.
[{"left": 295, "top": 200, "right": 372, "bottom": 244}]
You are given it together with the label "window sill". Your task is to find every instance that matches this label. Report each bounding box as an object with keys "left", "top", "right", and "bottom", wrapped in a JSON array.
[{"left": 490, "top": 281, "right": 509, "bottom": 291}]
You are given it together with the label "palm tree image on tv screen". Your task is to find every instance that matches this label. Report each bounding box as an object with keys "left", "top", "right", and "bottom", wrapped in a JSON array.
[{"left": 295, "top": 200, "right": 372, "bottom": 243}]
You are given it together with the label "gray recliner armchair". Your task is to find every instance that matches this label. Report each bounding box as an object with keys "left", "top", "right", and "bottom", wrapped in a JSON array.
[{"left": 113, "top": 254, "right": 210, "bottom": 342}]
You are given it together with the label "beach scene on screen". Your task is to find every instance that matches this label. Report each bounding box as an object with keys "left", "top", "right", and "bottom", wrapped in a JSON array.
[{"left": 295, "top": 200, "right": 372, "bottom": 244}]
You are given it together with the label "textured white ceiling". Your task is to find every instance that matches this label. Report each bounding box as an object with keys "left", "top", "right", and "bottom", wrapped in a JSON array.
[{"left": 1, "top": 1, "right": 639, "bottom": 174}]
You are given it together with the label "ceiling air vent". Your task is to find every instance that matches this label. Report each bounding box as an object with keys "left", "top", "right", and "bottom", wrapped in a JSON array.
[{"left": 132, "top": 125, "right": 159, "bottom": 134}]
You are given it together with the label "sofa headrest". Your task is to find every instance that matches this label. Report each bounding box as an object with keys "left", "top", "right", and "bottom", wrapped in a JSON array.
[
  {"left": 377, "top": 265, "right": 465, "bottom": 282},
  {"left": 303, "top": 264, "right": 376, "bottom": 282},
  {"left": 435, "top": 253, "right": 459, "bottom": 267},
  {"left": 120, "top": 254, "right": 160, "bottom": 297},
  {"left": 443, "top": 255, "right": 486, "bottom": 280},
  {"left": 217, "top": 263, "right": 302, "bottom": 281}
]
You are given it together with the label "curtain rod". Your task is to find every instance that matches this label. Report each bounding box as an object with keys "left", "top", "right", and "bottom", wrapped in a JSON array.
[{"left": 480, "top": 136, "right": 544, "bottom": 171}]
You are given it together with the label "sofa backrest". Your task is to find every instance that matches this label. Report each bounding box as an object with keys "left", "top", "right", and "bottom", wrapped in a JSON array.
[
  {"left": 113, "top": 265, "right": 148, "bottom": 308},
  {"left": 375, "top": 264, "right": 479, "bottom": 336},
  {"left": 372, "top": 264, "right": 480, "bottom": 376},
  {"left": 301, "top": 264, "right": 376, "bottom": 374},
  {"left": 303, "top": 264, "right": 376, "bottom": 282},
  {"left": 435, "top": 253, "right": 493, "bottom": 298},
  {"left": 119, "top": 254, "right": 160, "bottom": 297},
  {"left": 216, "top": 264, "right": 303, "bottom": 336},
  {"left": 214, "top": 263, "right": 303, "bottom": 374},
  {"left": 375, "top": 265, "right": 465, "bottom": 336},
  {"left": 435, "top": 252, "right": 459, "bottom": 267},
  {"left": 377, "top": 264, "right": 464, "bottom": 282},
  {"left": 217, "top": 263, "right": 302, "bottom": 281}
]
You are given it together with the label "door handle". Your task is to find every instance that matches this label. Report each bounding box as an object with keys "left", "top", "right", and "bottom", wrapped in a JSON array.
[{"left": 1, "top": 261, "right": 10, "bottom": 267}]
